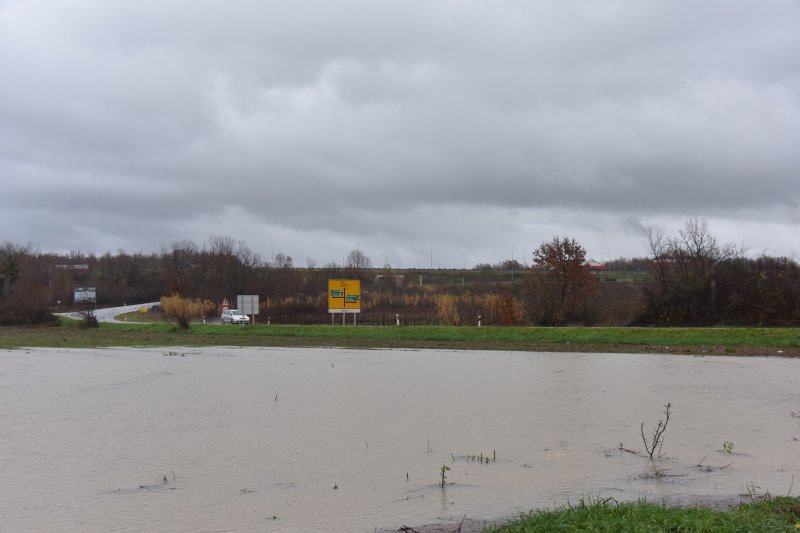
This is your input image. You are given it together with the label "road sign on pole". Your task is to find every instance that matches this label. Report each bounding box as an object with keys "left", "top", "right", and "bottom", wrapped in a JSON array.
[
  {"left": 328, "top": 279, "right": 361, "bottom": 314},
  {"left": 237, "top": 295, "right": 259, "bottom": 315},
  {"left": 74, "top": 287, "right": 96, "bottom": 305}
]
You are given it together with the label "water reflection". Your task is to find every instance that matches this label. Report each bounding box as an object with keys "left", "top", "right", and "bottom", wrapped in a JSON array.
[{"left": 1, "top": 347, "right": 798, "bottom": 532}]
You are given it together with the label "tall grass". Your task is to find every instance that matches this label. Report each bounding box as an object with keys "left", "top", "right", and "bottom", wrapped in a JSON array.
[
  {"left": 1, "top": 318, "right": 799, "bottom": 351},
  {"left": 159, "top": 294, "right": 216, "bottom": 318},
  {"left": 492, "top": 497, "right": 800, "bottom": 532}
]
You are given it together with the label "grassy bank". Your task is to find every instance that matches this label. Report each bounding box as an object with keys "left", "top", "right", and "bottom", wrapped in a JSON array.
[
  {"left": 491, "top": 497, "right": 800, "bottom": 532},
  {"left": 1, "top": 319, "right": 800, "bottom": 355}
]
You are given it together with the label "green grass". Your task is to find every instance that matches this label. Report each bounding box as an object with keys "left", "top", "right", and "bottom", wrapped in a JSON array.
[
  {"left": 1, "top": 318, "right": 799, "bottom": 354},
  {"left": 491, "top": 497, "right": 800, "bottom": 532}
]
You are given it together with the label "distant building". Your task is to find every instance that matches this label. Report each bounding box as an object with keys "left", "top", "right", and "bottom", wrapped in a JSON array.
[
  {"left": 585, "top": 260, "right": 608, "bottom": 273},
  {"left": 374, "top": 274, "right": 405, "bottom": 286}
]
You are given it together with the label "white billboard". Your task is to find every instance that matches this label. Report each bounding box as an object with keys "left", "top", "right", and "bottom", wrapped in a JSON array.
[
  {"left": 74, "top": 287, "right": 96, "bottom": 304},
  {"left": 237, "top": 295, "right": 259, "bottom": 315}
]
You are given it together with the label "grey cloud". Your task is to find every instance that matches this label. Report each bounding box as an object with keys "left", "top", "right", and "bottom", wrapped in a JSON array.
[{"left": 2, "top": 0, "right": 799, "bottom": 265}]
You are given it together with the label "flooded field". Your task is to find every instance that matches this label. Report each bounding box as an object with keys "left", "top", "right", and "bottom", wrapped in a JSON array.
[{"left": 2, "top": 347, "right": 799, "bottom": 532}]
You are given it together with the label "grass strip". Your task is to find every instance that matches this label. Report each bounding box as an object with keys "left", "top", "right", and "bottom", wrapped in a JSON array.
[
  {"left": 492, "top": 497, "right": 800, "bottom": 532},
  {"left": 1, "top": 319, "right": 799, "bottom": 354}
]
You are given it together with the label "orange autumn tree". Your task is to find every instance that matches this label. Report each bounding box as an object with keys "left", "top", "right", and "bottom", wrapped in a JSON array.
[{"left": 527, "top": 236, "right": 597, "bottom": 325}]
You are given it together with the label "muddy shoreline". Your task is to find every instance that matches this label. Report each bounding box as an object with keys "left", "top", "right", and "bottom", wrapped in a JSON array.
[{"left": 379, "top": 495, "right": 755, "bottom": 532}]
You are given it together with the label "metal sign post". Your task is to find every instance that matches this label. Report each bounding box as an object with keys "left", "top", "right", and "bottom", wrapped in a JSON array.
[{"left": 237, "top": 295, "right": 259, "bottom": 325}]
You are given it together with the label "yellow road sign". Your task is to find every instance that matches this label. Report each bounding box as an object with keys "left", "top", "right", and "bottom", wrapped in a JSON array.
[{"left": 328, "top": 279, "right": 361, "bottom": 313}]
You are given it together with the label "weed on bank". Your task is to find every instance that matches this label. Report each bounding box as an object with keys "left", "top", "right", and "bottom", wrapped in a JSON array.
[{"left": 492, "top": 497, "right": 800, "bottom": 532}]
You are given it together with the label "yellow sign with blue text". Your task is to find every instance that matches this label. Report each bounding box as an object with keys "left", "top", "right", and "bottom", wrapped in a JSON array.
[{"left": 328, "top": 279, "right": 361, "bottom": 313}]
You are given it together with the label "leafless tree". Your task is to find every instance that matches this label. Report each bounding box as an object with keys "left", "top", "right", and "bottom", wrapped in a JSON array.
[
  {"left": 160, "top": 240, "right": 199, "bottom": 297},
  {"left": 346, "top": 249, "right": 372, "bottom": 270},
  {"left": 643, "top": 217, "right": 742, "bottom": 324},
  {"left": 273, "top": 253, "right": 293, "bottom": 268},
  {"left": 345, "top": 249, "right": 372, "bottom": 282},
  {"left": 641, "top": 403, "right": 672, "bottom": 459},
  {"left": 200, "top": 235, "right": 261, "bottom": 302}
]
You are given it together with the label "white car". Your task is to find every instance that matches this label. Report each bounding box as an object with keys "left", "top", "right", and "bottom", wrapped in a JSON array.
[{"left": 221, "top": 309, "right": 250, "bottom": 325}]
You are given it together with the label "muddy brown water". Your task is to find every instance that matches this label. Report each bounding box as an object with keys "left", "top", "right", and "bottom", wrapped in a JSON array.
[{"left": 2, "top": 347, "right": 799, "bottom": 532}]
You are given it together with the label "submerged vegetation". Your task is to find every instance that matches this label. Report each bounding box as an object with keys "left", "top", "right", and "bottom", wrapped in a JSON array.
[
  {"left": 439, "top": 464, "right": 449, "bottom": 489},
  {"left": 641, "top": 402, "right": 672, "bottom": 460}
]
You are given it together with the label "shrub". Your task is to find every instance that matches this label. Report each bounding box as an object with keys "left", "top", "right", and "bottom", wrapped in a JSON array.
[
  {"left": 435, "top": 294, "right": 460, "bottom": 325},
  {"left": 159, "top": 294, "right": 216, "bottom": 329},
  {"left": 0, "top": 288, "right": 57, "bottom": 326}
]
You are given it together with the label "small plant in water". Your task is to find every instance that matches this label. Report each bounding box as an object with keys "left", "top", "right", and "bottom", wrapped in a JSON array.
[
  {"left": 744, "top": 481, "right": 771, "bottom": 502},
  {"left": 723, "top": 441, "right": 735, "bottom": 454},
  {"left": 645, "top": 463, "right": 665, "bottom": 479},
  {"left": 640, "top": 402, "right": 672, "bottom": 459},
  {"left": 440, "top": 465, "right": 450, "bottom": 489}
]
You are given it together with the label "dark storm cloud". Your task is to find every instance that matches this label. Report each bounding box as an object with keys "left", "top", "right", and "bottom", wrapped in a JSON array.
[{"left": 1, "top": 0, "right": 799, "bottom": 265}]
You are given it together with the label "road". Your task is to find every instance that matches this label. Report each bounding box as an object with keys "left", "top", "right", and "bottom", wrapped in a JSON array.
[{"left": 62, "top": 302, "right": 160, "bottom": 323}]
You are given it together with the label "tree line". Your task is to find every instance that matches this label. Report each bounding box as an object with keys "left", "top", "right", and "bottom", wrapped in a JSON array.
[{"left": 1, "top": 218, "right": 798, "bottom": 326}]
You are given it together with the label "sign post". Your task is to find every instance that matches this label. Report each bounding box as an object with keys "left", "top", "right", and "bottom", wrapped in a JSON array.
[
  {"left": 237, "top": 295, "right": 259, "bottom": 325},
  {"left": 327, "top": 279, "right": 361, "bottom": 325},
  {"left": 73, "top": 287, "right": 97, "bottom": 305}
]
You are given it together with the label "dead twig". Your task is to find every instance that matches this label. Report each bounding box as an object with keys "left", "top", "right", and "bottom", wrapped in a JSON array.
[
  {"left": 743, "top": 481, "right": 771, "bottom": 503},
  {"left": 619, "top": 443, "right": 644, "bottom": 456},
  {"left": 697, "top": 459, "right": 735, "bottom": 472},
  {"left": 641, "top": 403, "right": 672, "bottom": 459}
]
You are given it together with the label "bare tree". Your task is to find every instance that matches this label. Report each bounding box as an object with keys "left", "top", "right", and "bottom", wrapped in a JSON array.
[
  {"left": 643, "top": 217, "right": 740, "bottom": 325},
  {"left": 641, "top": 403, "right": 672, "bottom": 459},
  {"left": 273, "top": 253, "right": 293, "bottom": 268},
  {"left": 201, "top": 235, "right": 260, "bottom": 302},
  {"left": 160, "top": 240, "right": 199, "bottom": 297},
  {"left": 346, "top": 249, "right": 372, "bottom": 270},
  {"left": 344, "top": 249, "right": 372, "bottom": 283},
  {"left": 676, "top": 216, "right": 738, "bottom": 282}
]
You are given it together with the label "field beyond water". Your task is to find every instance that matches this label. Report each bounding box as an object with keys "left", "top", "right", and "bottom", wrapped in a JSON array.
[{"left": 1, "top": 318, "right": 799, "bottom": 355}]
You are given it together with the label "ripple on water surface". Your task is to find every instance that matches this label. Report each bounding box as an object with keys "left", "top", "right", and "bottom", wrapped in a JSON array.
[{"left": 2, "top": 347, "right": 799, "bottom": 532}]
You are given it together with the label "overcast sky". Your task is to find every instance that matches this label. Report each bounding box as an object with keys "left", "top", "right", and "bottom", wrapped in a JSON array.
[{"left": 2, "top": 1, "right": 799, "bottom": 267}]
